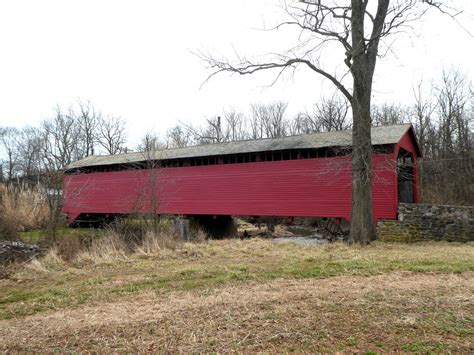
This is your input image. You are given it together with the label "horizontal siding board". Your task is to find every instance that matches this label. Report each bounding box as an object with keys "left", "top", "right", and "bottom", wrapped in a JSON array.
[{"left": 63, "top": 154, "right": 397, "bottom": 222}]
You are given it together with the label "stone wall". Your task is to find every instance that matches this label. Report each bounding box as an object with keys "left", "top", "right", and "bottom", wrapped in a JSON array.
[{"left": 377, "top": 203, "right": 473, "bottom": 242}]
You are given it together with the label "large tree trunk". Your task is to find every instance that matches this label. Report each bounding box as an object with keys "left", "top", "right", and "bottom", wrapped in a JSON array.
[
  {"left": 347, "top": 0, "right": 384, "bottom": 244},
  {"left": 349, "top": 76, "right": 377, "bottom": 244}
]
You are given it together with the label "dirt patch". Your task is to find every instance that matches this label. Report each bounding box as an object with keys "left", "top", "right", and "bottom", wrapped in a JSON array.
[{"left": 1, "top": 272, "right": 472, "bottom": 352}]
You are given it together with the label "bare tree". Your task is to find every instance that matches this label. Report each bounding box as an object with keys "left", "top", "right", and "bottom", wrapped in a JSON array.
[
  {"left": 0, "top": 127, "right": 20, "bottom": 180},
  {"left": 289, "top": 112, "right": 319, "bottom": 135},
  {"left": 371, "top": 103, "right": 408, "bottom": 126},
  {"left": 167, "top": 125, "right": 193, "bottom": 148},
  {"left": 41, "top": 106, "right": 81, "bottom": 170},
  {"left": 435, "top": 68, "right": 472, "bottom": 159},
  {"left": 314, "top": 94, "right": 350, "bottom": 132},
  {"left": 97, "top": 115, "right": 127, "bottom": 155},
  {"left": 136, "top": 130, "right": 167, "bottom": 152},
  {"left": 204, "top": 116, "right": 224, "bottom": 143},
  {"left": 76, "top": 99, "right": 100, "bottom": 157},
  {"left": 250, "top": 103, "right": 267, "bottom": 139},
  {"left": 15, "top": 127, "right": 43, "bottom": 179},
  {"left": 199, "top": 0, "right": 452, "bottom": 244},
  {"left": 135, "top": 144, "right": 163, "bottom": 234},
  {"left": 40, "top": 107, "right": 83, "bottom": 237},
  {"left": 180, "top": 117, "right": 224, "bottom": 145},
  {"left": 265, "top": 101, "right": 288, "bottom": 138},
  {"left": 250, "top": 101, "right": 289, "bottom": 138},
  {"left": 173, "top": 109, "right": 249, "bottom": 147},
  {"left": 222, "top": 109, "right": 248, "bottom": 141},
  {"left": 409, "top": 70, "right": 474, "bottom": 206},
  {"left": 412, "top": 80, "right": 436, "bottom": 158},
  {"left": 290, "top": 94, "right": 349, "bottom": 135}
]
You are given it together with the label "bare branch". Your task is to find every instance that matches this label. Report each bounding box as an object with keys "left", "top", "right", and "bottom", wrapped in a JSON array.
[{"left": 198, "top": 52, "right": 353, "bottom": 103}]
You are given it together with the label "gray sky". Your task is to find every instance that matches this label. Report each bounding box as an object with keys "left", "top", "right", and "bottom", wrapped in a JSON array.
[{"left": 0, "top": 0, "right": 473, "bottom": 146}]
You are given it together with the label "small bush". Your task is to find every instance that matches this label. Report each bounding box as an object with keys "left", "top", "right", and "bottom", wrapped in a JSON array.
[{"left": 55, "top": 234, "right": 86, "bottom": 261}]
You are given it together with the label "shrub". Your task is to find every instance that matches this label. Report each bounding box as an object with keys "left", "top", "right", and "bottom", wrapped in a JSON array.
[
  {"left": 0, "top": 211, "right": 18, "bottom": 240},
  {"left": 55, "top": 234, "right": 87, "bottom": 261}
]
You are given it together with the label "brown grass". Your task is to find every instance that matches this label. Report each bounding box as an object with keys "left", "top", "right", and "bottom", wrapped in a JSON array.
[
  {"left": 24, "top": 249, "right": 65, "bottom": 273},
  {"left": 135, "top": 231, "right": 182, "bottom": 256},
  {"left": 75, "top": 231, "right": 130, "bottom": 263},
  {"left": 0, "top": 183, "right": 49, "bottom": 236},
  {"left": 0, "top": 239, "right": 473, "bottom": 352},
  {"left": 0, "top": 272, "right": 472, "bottom": 352},
  {"left": 74, "top": 228, "right": 187, "bottom": 263}
]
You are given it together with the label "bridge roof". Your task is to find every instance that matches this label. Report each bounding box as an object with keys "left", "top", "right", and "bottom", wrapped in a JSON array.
[{"left": 67, "top": 123, "right": 416, "bottom": 170}]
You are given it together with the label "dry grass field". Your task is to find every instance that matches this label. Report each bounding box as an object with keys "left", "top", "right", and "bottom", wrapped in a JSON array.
[
  {"left": 1, "top": 238, "right": 473, "bottom": 352},
  {"left": 0, "top": 183, "right": 49, "bottom": 239}
]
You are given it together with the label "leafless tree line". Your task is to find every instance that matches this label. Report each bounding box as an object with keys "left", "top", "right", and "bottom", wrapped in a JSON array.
[
  {"left": 0, "top": 100, "right": 127, "bottom": 181},
  {"left": 129, "top": 97, "right": 351, "bottom": 152},
  {"left": 368, "top": 69, "right": 473, "bottom": 205},
  {"left": 0, "top": 100, "right": 127, "bottom": 235},
  {"left": 157, "top": 97, "right": 350, "bottom": 150},
  {"left": 142, "top": 69, "right": 472, "bottom": 166},
  {"left": 371, "top": 69, "right": 473, "bottom": 163}
]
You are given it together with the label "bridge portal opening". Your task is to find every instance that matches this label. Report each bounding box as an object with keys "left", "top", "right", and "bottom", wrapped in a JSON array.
[{"left": 397, "top": 148, "right": 415, "bottom": 203}]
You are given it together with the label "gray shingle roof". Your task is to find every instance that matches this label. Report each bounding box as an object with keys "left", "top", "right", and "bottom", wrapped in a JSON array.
[{"left": 66, "top": 123, "right": 414, "bottom": 170}]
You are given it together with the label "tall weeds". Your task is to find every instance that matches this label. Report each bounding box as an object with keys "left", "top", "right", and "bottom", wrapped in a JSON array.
[
  {"left": 135, "top": 231, "right": 181, "bottom": 256},
  {"left": 0, "top": 183, "right": 49, "bottom": 239},
  {"left": 25, "top": 248, "right": 65, "bottom": 273},
  {"left": 76, "top": 231, "right": 129, "bottom": 264},
  {"left": 12, "top": 215, "right": 208, "bottom": 270},
  {"left": 73, "top": 218, "right": 206, "bottom": 264}
]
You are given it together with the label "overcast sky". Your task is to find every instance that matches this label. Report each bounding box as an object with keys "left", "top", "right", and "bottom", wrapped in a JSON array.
[{"left": 0, "top": 0, "right": 473, "bottom": 146}]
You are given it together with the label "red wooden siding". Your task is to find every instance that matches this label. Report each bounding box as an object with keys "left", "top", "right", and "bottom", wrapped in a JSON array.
[{"left": 63, "top": 153, "right": 397, "bottom": 222}]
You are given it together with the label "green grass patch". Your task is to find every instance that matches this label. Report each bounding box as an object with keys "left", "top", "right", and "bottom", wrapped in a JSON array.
[
  {"left": 0, "top": 239, "right": 473, "bottom": 320},
  {"left": 401, "top": 340, "right": 449, "bottom": 352},
  {"left": 19, "top": 227, "right": 104, "bottom": 243}
]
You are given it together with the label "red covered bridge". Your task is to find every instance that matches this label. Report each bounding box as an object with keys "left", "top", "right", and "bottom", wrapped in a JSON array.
[{"left": 63, "top": 123, "right": 421, "bottom": 225}]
